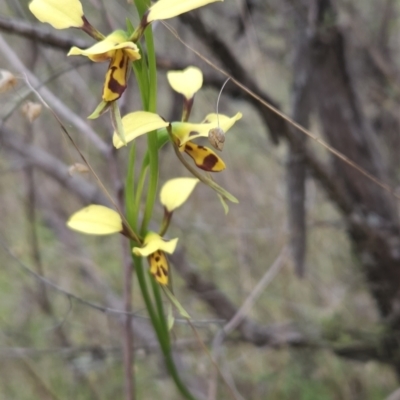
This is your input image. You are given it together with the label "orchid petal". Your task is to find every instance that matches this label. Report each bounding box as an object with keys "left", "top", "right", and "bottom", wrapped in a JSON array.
[
  {"left": 148, "top": 251, "right": 169, "bottom": 285},
  {"left": 183, "top": 142, "right": 226, "bottom": 172},
  {"left": 167, "top": 66, "right": 203, "bottom": 100},
  {"left": 102, "top": 51, "right": 129, "bottom": 102},
  {"left": 160, "top": 178, "right": 199, "bottom": 212},
  {"left": 171, "top": 112, "right": 242, "bottom": 146},
  {"left": 68, "top": 31, "right": 140, "bottom": 62},
  {"left": 67, "top": 205, "right": 123, "bottom": 235},
  {"left": 147, "top": 0, "right": 223, "bottom": 22},
  {"left": 113, "top": 112, "right": 169, "bottom": 148},
  {"left": 29, "top": 0, "right": 84, "bottom": 29},
  {"left": 133, "top": 232, "right": 178, "bottom": 257}
]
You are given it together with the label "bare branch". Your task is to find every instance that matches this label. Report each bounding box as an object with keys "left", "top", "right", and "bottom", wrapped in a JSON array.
[
  {"left": 0, "top": 15, "right": 90, "bottom": 51},
  {"left": 0, "top": 35, "right": 109, "bottom": 155}
]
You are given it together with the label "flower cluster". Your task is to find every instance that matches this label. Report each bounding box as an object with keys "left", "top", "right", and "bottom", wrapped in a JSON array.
[
  {"left": 29, "top": 0, "right": 223, "bottom": 107},
  {"left": 67, "top": 178, "right": 199, "bottom": 285},
  {"left": 29, "top": 0, "right": 242, "bottom": 286},
  {"left": 112, "top": 67, "right": 242, "bottom": 172}
]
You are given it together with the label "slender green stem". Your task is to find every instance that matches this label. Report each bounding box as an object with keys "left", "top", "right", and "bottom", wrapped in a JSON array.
[
  {"left": 130, "top": 1, "right": 197, "bottom": 398},
  {"left": 133, "top": 254, "right": 161, "bottom": 333},
  {"left": 132, "top": 42, "right": 149, "bottom": 108},
  {"left": 133, "top": 161, "right": 148, "bottom": 232},
  {"left": 125, "top": 143, "right": 136, "bottom": 230},
  {"left": 151, "top": 278, "right": 170, "bottom": 349},
  {"left": 140, "top": 22, "right": 158, "bottom": 234}
]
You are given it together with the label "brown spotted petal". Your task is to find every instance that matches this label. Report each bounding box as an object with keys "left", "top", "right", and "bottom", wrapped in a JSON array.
[
  {"left": 102, "top": 50, "right": 129, "bottom": 102},
  {"left": 148, "top": 250, "right": 169, "bottom": 285},
  {"left": 183, "top": 141, "right": 226, "bottom": 172}
]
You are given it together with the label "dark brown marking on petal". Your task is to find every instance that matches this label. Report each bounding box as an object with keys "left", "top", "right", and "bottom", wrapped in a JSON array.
[
  {"left": 108, "top": 66, "right": 126, "bottom": 97},
  {"left": 189, "top": 131, "right": 199, "bottom": 137},
  {"left": 161, "top": 266, "right": 168, "bottom": 276},
  {"left": 202, "top": 154, "right": 219, "bottom": 171},
  {"left": 156, "top": 268, "right": 162, "bottom": 278},
  {"left": 197, "top": 145, "right": 207, "bottom": 151},
  {"left": 185, "top": 144, "right": 193, "bottom": 151},
  {"left": 119, "top": 56, "right": 125, "bottom": 69},
  {"left": 155, "top": 256, "right": 160, "bottom": 262},
  {"left": 157, "top": 250, "right": 162, "bottom": 256}
]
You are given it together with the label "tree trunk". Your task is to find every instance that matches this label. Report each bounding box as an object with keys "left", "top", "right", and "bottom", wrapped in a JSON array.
[{"left": 307, "top": 0, "right": 400, "bottom": 373}]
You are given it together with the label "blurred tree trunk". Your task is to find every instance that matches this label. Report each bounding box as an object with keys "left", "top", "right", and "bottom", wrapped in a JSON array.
[
  {"left": 304, "top": 0, "right": 400, "bottom": 374},
  {"left": 287, "top": 0, "right": 313, "bottom": 277}
]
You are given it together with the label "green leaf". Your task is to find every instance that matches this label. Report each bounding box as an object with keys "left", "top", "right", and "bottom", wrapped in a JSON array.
[
  {"left": 126, "top": 18, "right": 135, "bottom": 35},
  {"left": 87, "top": 100, "right": 110, "bottom": 119},
  {"left": 163, "top": 287, "right": 191, "bottom": 319},
  {"left": 217, "top": 193, "right": 229, "bottom": 214},
  {"left": 167, "top": 304, "right": 175, "bottom": 331},
  {"left": 111, "top": 101, "right": 126, "bottom": 146}
]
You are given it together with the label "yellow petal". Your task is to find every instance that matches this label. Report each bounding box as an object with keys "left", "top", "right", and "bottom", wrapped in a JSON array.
[
  {"left": 67, "top": 205, "right": 123, "bottom": 235},
  {"left": 68, "top": 30, "right": 140, "bottom": 62},
  {"left": 147, "top": 0, "right": 223, "bottom": 22},
  {"left": 171, "top": 112, "right": 242, "bottom": 146},
  {"left": 167, "top": 66, "right": 203, "bottom": 99},
  {"left": 113, "top": 112, "right": 169, "bottom": 148},
  {"left": 170, "top": 121, "right": 208, "bottom": 146},
  {"left": 201, "top": 112, "right": 243, "bottom": 134},
  {"left": 184, "top": 142, "right": 226, "bottom": 172},
  {"left": 133, "top": 232, "right": 178, "bottom": 257},
  {"left": 29, "top": 0, "right": 84, "bottom": 29},
  {"left": 148, "top": 251, "right": 169, "bottom": 285},
  {"left": 160, "top": 177, "right": 199, "bottom": 212},
  {"left": 102, "top": 50, "right": 129, "bottom": 102}
]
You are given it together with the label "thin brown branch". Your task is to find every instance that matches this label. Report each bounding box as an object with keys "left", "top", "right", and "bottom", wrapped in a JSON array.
[
  {"left": 0, "top": 126, "right": 108, "bottom": 205},
  {"left": 0, "top": 15, "right": 90, "bottom": 51},
  {"left": 0, "top": 35, "right": 109, "bottom": 156}
]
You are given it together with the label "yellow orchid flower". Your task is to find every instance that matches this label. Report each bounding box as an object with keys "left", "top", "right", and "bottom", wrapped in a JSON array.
[
  {"left": 133, "top": 232, "right": 178, "bottom": 285},
  {"left": 164, "top": 66, "right": 242, "bottom": 170},
  {"left": 68, "top": 31, "right": 141, "bottom": 102},
  {"left": 172, "top": 112, "right": 242, "bottom": 171},
  {"left": 112, "top": 109, "right": 242, "bottom": 172},
  {"left": 29, "top": 2, "right": 140, "bottom": 103}
]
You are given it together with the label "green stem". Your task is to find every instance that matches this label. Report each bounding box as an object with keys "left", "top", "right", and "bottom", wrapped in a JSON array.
[
  {"left": 151, "top": 278, "right": 170, "bottom": 349},
  {"left": 140, "top": 21, "right": 158, "bottom": 235},
  {"left": 125, "top": 143, "right": 136, "bottom": 231},
  {"left": 133, "top": 254, "right": 161, "bottom": 333},
  {"left": 132, "top": 42, "right": 149, "bottom": 108},
  {"left": 131, "top": 1, "right": 197, "bottom": 398}
]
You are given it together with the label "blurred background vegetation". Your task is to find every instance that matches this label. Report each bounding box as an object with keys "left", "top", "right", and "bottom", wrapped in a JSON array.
[{"left": 1, "top": 0, "right": 400, "bottom": 399}]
